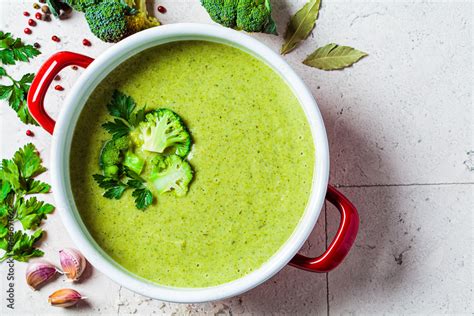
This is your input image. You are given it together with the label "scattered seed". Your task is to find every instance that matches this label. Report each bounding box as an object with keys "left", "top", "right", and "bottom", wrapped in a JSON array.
[
  {"left": 54, "top": 75, "right": 61, "bottom": 81},
  {"left": 44, "top": 14, "right": 51, "bottom": 22},
  {"left": 39, "top": 0, "right": 45, "bottom": 3},
  {"left": 33, "top": 42, "right": 40, "bottom": 48},
  {"left": 54, "top": 85, "right": 64, "bottom": 91},
  {"left": 82, "top": 38, "right": 91, "bottom": 46},
  {"left": 71, "top": 66, "right": 78, "bottom": 70},
  {"left": 35, "top": 12, "right": 42, "bottom": 20},
  {"left": 51, "top": 35, "right": 60, "bottom": 42},
  {"left": 41, "top": 5, "right": 50, "bottom": 13},
  {"left": 23, "top": 11, "right": 30, "bottom": 17},
  {"left": 33, "top": 3, "right": 40, "bottom": 9},
  {"left": 26, "top": 130, "right": 34, "bottom": 137},
  {"left": 28, "top": 19, "right": 36, "bottom": 26},
  {"left": 24, "top": 28, "right": 32, "bottom": 35},
  {"left": 157, "top": 5, "right": 166, "bottom": 13}
]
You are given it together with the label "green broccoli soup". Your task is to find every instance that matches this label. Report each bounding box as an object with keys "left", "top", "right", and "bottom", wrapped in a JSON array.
[{"left": 70, "top": 40, "right": 315, "bottom": 287}]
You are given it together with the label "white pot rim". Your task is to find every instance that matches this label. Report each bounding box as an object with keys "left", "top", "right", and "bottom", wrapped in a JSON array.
[{"left": 50, "top": 23, "right": 329, "bottom": 303}]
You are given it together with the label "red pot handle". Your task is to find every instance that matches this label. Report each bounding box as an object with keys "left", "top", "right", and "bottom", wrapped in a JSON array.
[
  {"left": 27, "top": 51, "right": 94, "bottom": 134},
  {"left": 289, "top": 185, "right": 359, "bottom": 272}
]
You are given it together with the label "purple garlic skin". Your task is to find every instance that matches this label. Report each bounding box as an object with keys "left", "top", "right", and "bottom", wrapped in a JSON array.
[
  {"left": 48, "top": 288, "right": 84, "bottom": 307},
  {"left": 59, "top": 248, "right": 87, "bottom": 281},
  {"left": 26, "top": 260, "right": 59, "bottom": 290}
]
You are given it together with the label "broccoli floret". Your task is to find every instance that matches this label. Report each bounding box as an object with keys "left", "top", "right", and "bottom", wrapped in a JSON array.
[
  {"left": 148, "top": 155, "right": 193, "bottom": 197},
  {"left": 131, "top": 109, "right": 191, "bottom": 157},
  {"left": 124, "top": 0, "right": 160, "bottom": 34},
  {"left": 123, "top": 151, "right": 145, "bottom": 175},
  {"left": 100, "top": 139, "right": 122, "bottom": 168},
  {"left": 85, "top": 1, "right": 128, "bottom": 43},
  {"left": 84, "top": 0, "right": 160, "bottom": 43},
  {"left": 200, "top": 0, "right": 239, "bottom": 28},
  {"left": 63, "top": 0, "right": 98, "bottom": 12},
  {"left": 99, "top": 136, "right": 145, "bottom": 177},
  {"left": 236, "top": 0, "right": 276, "bottom": 34},
  {"left": 201, "top": 0, "right": 277, "bottom": 34}
]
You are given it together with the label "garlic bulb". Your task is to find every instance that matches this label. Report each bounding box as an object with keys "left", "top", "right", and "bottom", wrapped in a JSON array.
[
  {"left": 59, "top": 248, "right": 87, "bottom": 281},
  {"left": 25, "top": 260, "right": 59, "bottom": 290},
  {"left": 48, "top": 288, "right": 85, "bottom": 307}
]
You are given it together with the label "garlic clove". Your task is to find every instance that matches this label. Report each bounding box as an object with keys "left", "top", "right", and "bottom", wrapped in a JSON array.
[
  {"left": 26, "top": 260, "right": 59, "bottom": 290},
  {"left": 59, "top": 248, "right": 87, "bottom": 281},
  {"left": 48, "top": 288, "right": 85, "bottom": 307}
]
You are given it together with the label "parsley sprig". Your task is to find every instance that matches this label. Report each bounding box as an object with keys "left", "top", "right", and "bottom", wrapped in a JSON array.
[
  {"left": 94, "top": 91, "right": 151, "bottom": 210},
  {"left": 0, "top": 31, "right": 40, "bottom": 64},
  {"left": 0, "top": 68, "right": 37, "bottom": 125},
  {"left": 0, "top": 143, "right": 54, "bottom": 262},
  {"left": 0, "top": 31, "right": 40, "bottom": 125},
  {"left": 102, "top": 90, "right": 145, "bottom": 139}
]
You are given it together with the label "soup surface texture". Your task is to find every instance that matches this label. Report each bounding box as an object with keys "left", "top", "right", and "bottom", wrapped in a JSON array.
[{"left": 71, "top": 41, "right": 315, "bottom": 287}]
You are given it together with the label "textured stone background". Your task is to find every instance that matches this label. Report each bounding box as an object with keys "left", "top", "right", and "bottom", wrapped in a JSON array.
[{"left": 0, "top": 0, "right": 472, "bottom": 315}]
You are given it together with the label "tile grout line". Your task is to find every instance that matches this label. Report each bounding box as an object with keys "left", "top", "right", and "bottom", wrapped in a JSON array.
[
  {"left": 334, "top": 181, "right": 474, "bottom": 188},
  {"left": 324, "top": 202, "right": 330, "bottom": 316}
]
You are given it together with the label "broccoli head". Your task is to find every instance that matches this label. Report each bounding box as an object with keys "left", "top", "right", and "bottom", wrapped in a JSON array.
[
  {"left": 236, "top": 0, "right": 276, "bottom": 34},
  {"left": 148, "top": 155, "right": 193, "bottom": 197},
  {"left": 99, "top": 136, "right": 145, "bottom": 177},
  {"left": 84, "top": 0, "right": 160, "bottom": 43},
  {"left": 63, "top": 0, "right": 98, "bottom": 12},
  {"left": 200, "top": 0, "right": 239, "bottom": 28},
  {"left": 131, "top": 109, "right": 191, "bottom": 157},
  {"left": 85, "top": 1, "right": 128, "bottom": 43},
  {"left": 201, "top": 0, "right": 277, "bottom": 34},
  {"left": 124, "top": 0, "right": 160, "bottom": 35}
]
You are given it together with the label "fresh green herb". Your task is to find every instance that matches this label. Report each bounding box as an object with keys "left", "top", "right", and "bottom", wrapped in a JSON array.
[
  {"left": 303, "top": 43, "right": 368, "bottom": 70},
  {"left": 93, "top": 91, "right": 194, "bottom": 210},
  {"left": 0, "top": 31, "right": 41, "bottom": 64},
  {"left": 281, "top": 0, "right": 321, "bottom": 55},
  {"left": 0, "top": 31, "right": 40, "bottom": 125},
  {"left": 201, "top": 0, "right": 277, "bottom": 35},
  {"left": 0, "top": 68, "right": 37, "bottom": 125},
  {"left": 0, "top": 143, "right": 54, "bottom": 262}
]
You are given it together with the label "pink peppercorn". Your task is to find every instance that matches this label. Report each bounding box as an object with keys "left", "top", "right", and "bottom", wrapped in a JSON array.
[
  {"left": 157, "top": 6, "right": 166, "bottom": 13},
  {"left": 24, "top": 28, "right": 32, "bottom": 35},
  {"left": 26, "top": 130, "right": 34, "bottom": 137},
  {"left": 51, "top": 35, "right": 60, "bottom": 42},
  {"left": 82, "top": 38, "right": 91, "bottom": 46},
  {"left": 54, "top": 85, "right": 64, "bottom": 91}
]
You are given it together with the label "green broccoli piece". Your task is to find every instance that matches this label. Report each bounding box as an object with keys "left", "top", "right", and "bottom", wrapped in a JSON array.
[
  {"left": 63, "top": 0, "right": 98, "bottom": 12},
  {"left": 148, "top": 155, "right": 193, "bottom": 197},
  {"left": 85, "top": 1, "right": 128, "bottom": 43},
  {"left": 201, "top": 0, "right": 239, "bottom": 28},
  {"left": 123, "top": 151, "right": 145, "bottom": 175},
  {"left": 131, "top": 109, "right": 191, "bottom": 157},
  {"left": 124, "top": 0, "right": 160, "bottom": 34},
  {"left": 99, "top": 136, "right": 145, "bottom": 177},
  {"left": 201, "top": 0, "right": 277, "bottom": 34},
  {"left": 236, "top": 0, "right": 276, "bottom": 34},
  {"left": 84, "top": 0, "right": 160, "bottom": 43}
]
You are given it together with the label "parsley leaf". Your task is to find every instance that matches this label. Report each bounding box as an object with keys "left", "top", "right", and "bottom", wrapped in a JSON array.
[
  {"left": 0, "top": 31, "right": 41, "bottom": 65},
  {"left": 13, "top": 143, "right": 46, "bottom": 178},
  {"left": 0, "top": 230, "right": 44, "bottom": 262},
  {"left": 131, "top": 187, "right": 153, "bottom": 210},
  {"left": 102, "top": 118, "right": 131, "bottom": 139},
  {"left": 107, "top": 90, "right": 136, "bottom": 123},
  {"left": 15, "top": 197, "right": 54, "bottom": 230},
  {"left": 93, "top": 174, "right": 127, "bottom": 199},
  {"left": 0, "top": 144, "right": 53, "bottom": 262},
  {"left": 0, "top": 68, "right": 38, "bottom": 125}
]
